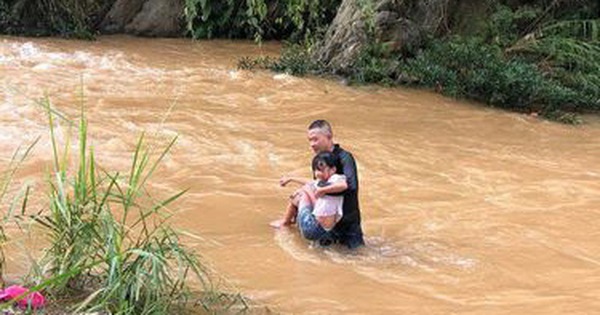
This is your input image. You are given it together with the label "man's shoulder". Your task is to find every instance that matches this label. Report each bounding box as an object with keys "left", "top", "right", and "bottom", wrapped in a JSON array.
[
  {"left": 333, "top": 144, "right": 355, "bottom": 161},
  {"left": 333, "top": 143, "right": 352, "bottom": 155}
]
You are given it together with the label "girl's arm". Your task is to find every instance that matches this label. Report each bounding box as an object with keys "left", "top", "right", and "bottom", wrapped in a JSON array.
[{"left": 280, "top": 176, "right": 311, "bottom": 187}]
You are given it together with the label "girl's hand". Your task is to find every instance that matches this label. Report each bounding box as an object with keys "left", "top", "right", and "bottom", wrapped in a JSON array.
[{"left": 279, "top": 176, "right": 291, "bottom": 187}]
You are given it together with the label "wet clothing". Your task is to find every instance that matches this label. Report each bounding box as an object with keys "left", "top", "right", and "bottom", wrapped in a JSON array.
[
  {"left": 297, "top": 205, "right": 335, "bottom": 245},
  {"left": 312, "top": 174, "right": 345, "bottom": 228},
  {"left": 312, "top": 144, "right": 365, "bottom": 249}
]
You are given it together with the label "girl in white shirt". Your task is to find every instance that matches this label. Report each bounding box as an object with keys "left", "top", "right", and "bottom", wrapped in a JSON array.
[{"left": 272, "top": 152, "right": 347, "bottom": 231}]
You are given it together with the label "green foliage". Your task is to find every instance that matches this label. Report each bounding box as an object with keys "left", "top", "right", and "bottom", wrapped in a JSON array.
[
  {"left": 0, "top": 0, "right": 111, "bottom": 38},
  {"left": 397, "top": 36, "right": 597, "bottom": 121},
  {"left": 237, "top": 56, "right": 276, "bottom": 70},
  {"left": 341, "top": 1, "right": 599, "bottom": 122},
  {"left": 541, "top": 19, "right": 600, "bottom": 41},
  {"left": 486, "top": 4, "right": 541, "bottom": 46},
  {"left": 183, "top": 0, "right": 264, "bottom": 40},
  {"left": 0, "top": 138, "right": 39, "bottom": 286},
  {"left": 347, "top": 42, "right": 400, "bottom": 86},
  {"left": 235, "top": 1, "right": 598, "bottom": 123},
  {"left": 356, "top": 0, "right": 376, "bottom": 36},
  {"left": 0, "top": 2, "right": 9, "bottom": 30},
  {"left": 18, "top": 97, "right": 245, "bottom": 313},
  {"left": 401, "top": 38, "right": 538, "bottom": 108},
  {"left": 184, "top": 0, "right": 341, "bottom": 40},
  {"left": 237, "top": 42, "right": 320, "bottom": 75},
  {"left": 506, "top": 19, "right": 600, "bottom": 112},
  {"left": 269, "top": 43, "right": 320, "bottom": 74}
]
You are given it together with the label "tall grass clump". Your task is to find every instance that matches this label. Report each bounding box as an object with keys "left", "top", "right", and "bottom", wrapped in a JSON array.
[
  {"left": 237, "top": 42, "right": 312, "bottom": 75},
  {"left": 22, "top": 97, "right": 235, "bottom": 314},
  {"left": 0, "top": 138, "right": 39, "bottom": 287}
]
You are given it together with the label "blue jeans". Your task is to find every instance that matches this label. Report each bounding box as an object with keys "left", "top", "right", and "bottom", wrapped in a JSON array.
[{"left": 297, "top": 206, "right": 335, "bottom": 246}]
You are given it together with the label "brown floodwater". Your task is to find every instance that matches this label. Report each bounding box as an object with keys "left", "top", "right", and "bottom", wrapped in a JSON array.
[{"left": 1, "top": 35, "right": 599, "bottom": 314}]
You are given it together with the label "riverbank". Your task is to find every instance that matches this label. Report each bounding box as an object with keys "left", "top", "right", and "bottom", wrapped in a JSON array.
[
  {"left": 2, "top": 36, "right": 600, "bottom": 314},
  {"left": 243, "top": 36, "right": 598, "bottom": 124},
  {"left": 2, "top": 1, "right": 598, "bottom": 123}
]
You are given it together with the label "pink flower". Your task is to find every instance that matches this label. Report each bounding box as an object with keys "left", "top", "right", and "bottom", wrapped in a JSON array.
[{"left": 0, "top": 285, "right": 45, "bottom": 309}]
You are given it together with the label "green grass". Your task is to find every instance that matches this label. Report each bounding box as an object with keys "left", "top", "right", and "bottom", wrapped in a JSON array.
[
  {"left": 0, "top": 96, "right": 248, "bottom": 314},
  {"left": 0, "top": 137, "right": 39, "bottom": 287}
]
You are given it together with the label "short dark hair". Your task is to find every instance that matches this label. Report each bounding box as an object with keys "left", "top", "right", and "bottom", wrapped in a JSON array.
[
  {"left": 308, "top": 119, "right": 332, "bottom": 137},
  {"left": 312, "top": 151, "right": 337, "bottom": 171}
]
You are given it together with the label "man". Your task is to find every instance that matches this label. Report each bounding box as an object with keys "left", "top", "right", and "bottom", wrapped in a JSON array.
[{"left": 281, "top": 119, "right": 365, "bottom": 249}]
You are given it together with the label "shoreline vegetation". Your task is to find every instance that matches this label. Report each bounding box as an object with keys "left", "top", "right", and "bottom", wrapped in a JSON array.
[
  {"left": 1, "top": 0, "right": 599, "bottom": 123},
  {"left": 0, "top": 97, "right": 250, "bottom": 313},
  {"left": 0, "top": 1, "right": 597, "bottom": 313}
]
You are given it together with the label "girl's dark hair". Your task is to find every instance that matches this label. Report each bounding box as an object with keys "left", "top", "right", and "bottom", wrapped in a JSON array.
[{"left": 312, "top": 151, "right": 337, "bottom": 171}]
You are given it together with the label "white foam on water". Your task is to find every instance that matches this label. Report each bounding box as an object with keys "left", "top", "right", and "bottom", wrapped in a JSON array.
[
  {"left": 273, "top": 73, "right": 291, "bottom": 81},
  {"left": 31, "top": 63, "right": 56, "bottom": 71},
  {"left": 2, "top": 42, "right": 165, "bottom": 78},
  {"left": 273, "top": 229, "right": 324, "bottom": 265},
  {"left": 228, "top": 70, "right": 239, "bottom": 80},
  {"left": 267, "top": 152, "right": 280, "bottom": 165},
  {"left": 16, "top": 42, "right": 40, "bottom": 58}
]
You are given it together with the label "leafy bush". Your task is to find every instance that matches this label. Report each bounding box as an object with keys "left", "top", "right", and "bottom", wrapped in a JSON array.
[
  {"left": 184, "top": 0, "right": 340, "bottom": 41},
  {"left": 269, "top": 43, "right": 320, "bottom": 74},
  {"left": 398, "top": 37, "right": 595, "bottom": 117},
  {"left": 233, "top": 0, "right": 600, "bottom": 123},
  {"left": 0, "top": 0, "right": 111, "bottom": 38},
  {"left": 484, "top": 4, "right": 541, "bottom": 46},
  {"left": 237, "top": 42, "right": 320, "bottom": 75},
  {"left": 0, "top": 2, "right": 9, "bottom": 30},
  {"left": 346, "top": 42, "right": 400, "bottom": 86}
]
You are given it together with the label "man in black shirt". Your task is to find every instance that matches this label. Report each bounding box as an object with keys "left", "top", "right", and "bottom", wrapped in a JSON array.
[{"left": 302, "top": 120, "right": 365, "bottom": 249}]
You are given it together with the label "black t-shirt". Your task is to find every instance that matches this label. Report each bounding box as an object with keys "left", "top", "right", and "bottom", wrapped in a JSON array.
[{"left": 313, "top": 144, "right": 362, "bottom": 236}]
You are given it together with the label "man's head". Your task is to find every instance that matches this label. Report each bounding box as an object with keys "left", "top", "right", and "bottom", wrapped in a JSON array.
[{"left": 307, "top": 119, "right": 334, "bottom": 153}]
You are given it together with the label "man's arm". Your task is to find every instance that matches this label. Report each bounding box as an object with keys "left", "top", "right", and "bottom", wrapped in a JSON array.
[
  {"left": 315, "top": 176, "right": 347, "bottom": 198},
  {"left": 340, "top": 152, "right": 358, "bottom": 192},
  {"left": 327, "top": 151, "right": 358, "bottom": 196}
]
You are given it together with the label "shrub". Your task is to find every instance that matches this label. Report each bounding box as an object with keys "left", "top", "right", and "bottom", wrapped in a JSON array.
[
  {"left": 184, "top": 0, "right": 340, "bottom": 40},
  {"left": 18, "top": 98, "right": 244, "bottom": 314},
  {"left": 398, "top": 36, "right": 596, "bottom": 120},
  {"left": 346, "top": 42, "right": 400, "bottom": 86},
  {"left": 237, "top": 42, "right": 320, "bottom": 75},
  {"left": 0, "top": 0, "right": 110, "bottom": 38}
]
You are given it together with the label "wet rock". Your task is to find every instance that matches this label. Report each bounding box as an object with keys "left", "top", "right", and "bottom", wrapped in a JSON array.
[
  {"left": 312, "top": 0, "right": 367, "bottom": 74},
  {"left": 125, "top": 0, "right": 184, "bottom": 37},
  {"left": 100, "top": 0, "right": 184, "bottom": 37},
  {"left": 313, "top": 0, "right": 466, "bottom": 74},
  {"left": 100, "top": 0, "right": 146, "bottom": 34}
]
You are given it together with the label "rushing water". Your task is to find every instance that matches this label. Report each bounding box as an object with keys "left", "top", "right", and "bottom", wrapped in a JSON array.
[{"left": 1, "top": 35, "right": 600, "bottom": 314}]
